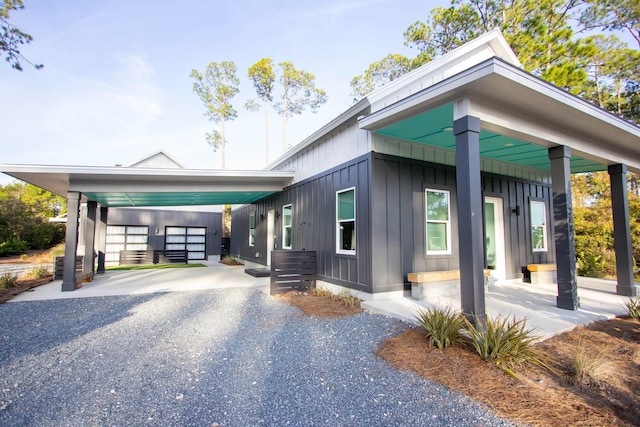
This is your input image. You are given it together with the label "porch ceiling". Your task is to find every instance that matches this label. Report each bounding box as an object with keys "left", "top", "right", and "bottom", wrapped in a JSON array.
[
  {"left": 375, "top": 103, "right": 605, "bottom": 174},
  {"left": 0, "top": 164, "right": 295, "bottom": 207}
]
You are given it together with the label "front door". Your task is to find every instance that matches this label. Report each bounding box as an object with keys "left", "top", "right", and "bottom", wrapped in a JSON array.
[
  {"left": 266, "top": 209, "right": 275, "bottom": 266},
  {"left": 484, "top": 197, "right": 506, "bottom": 281}
]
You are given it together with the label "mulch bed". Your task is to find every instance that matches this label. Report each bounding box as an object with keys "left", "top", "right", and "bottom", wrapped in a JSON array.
[{"left": 0, "top": 275, "right": 54, "bottom": 303}]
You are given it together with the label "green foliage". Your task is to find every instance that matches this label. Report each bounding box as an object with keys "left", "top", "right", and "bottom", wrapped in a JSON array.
[
  {"left": 349, "top": 53, "right": 416, "bottom": 101},
  {"left": 0, "top": 182, "right": 66, "bottom": 255},
  {"left": 0, "top": 0, "right": 42, "bottom": 71},
  {"left": 0, "top": 273, "right": 18, "bottom": 289},
  {"left": 625, "top": 297, "right": 640, "bottom": 320},
  {"left": 190, "top": 61, "right": 240, "bottom": 168},
  {"left": 415, "top": 305, "right": 465, "bottom": 349},
  {"left": 464, "top": 315, "right": 546, "bottom": 378},
  {"left": 23, "top": 265, "right": 50, "bottom": 279}
]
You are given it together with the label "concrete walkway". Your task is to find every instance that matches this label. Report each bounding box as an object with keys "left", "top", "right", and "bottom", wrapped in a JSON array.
[{"left": 9, "top": 264, "right": 635, "bottom": 339}]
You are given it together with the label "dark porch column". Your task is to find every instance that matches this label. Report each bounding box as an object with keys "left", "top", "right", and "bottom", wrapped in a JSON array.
[
  {"left": 96, "top": 206, "right": 108, "bottom": 274},
  {"left": 62, "top": 191, "right": 81, "bottom": 292},
  {"left": 608, "top": 164, "right": 638, "bottom": 297},
  {"left": 82, "top": 201, "right": 97, "bottom": 276},
  {"left": 454, "top": 116, "right": 486, "bottom": 324},
  {"left": 548, "top": 146, "right": 579, "bottom": 310}
]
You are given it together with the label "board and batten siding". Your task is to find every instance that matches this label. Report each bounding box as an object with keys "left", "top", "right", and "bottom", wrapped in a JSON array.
[
  {"left": 370, "top": 153, "right": 554, "bottom": 293},
  {"left": 232, "top": 154, "right": 372, "bottom": 292},
  {"left": 107, "top": 208, "right": 222, "bottom": 259},
  {"left": 271, "top": 117, "right": 371, "bottom": 185}
]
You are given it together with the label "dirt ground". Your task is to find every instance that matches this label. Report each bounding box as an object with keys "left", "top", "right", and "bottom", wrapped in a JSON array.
[{"left": 280, "top": 291, "right": 640, "bottom": 427}]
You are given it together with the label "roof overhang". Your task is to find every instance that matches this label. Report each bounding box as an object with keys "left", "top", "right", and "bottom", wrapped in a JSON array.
[
  {"left": 359, "top": 57, "right": 640, "bottom": 173},
  {"left": 0, "top": 165, "right": 295, "bottom": 206}
]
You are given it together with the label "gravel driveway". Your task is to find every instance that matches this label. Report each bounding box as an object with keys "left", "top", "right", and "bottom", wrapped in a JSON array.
[{"left": 0, "top": 288, "right": 514, "bottom": 426}]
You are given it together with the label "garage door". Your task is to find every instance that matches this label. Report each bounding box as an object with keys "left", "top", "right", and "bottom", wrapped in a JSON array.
[{"left": 165, "top": 226, "right": 206, "bottom": 260}]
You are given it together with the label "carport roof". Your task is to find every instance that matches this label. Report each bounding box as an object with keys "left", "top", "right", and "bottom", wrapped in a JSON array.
[{"left": 0, "top": 164, "right": 295, "bottom": 206}]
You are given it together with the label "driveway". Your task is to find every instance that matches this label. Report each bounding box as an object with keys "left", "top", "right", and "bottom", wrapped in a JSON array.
[{"left": 0, "top": 287, "right": 514, "bottom": 426}]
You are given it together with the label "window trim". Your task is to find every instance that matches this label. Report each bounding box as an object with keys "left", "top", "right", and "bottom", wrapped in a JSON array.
[
  {"left": 249, "top": 212, "right": 256, "bottom": 247},
  {"left": 336, "top": 187, "right": 356, "bottom": 256},
  {"left": 425, "top": 188, "right": 452, "bottom": 255},
  {"left": 282, "top": 204, "right": 292, "bottom": 250},
  {"left": 530, "top": 199, "right": 548, "bottom": 253}
]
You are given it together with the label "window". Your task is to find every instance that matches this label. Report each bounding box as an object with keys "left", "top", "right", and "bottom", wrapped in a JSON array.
[
  {"left": 282, "top": 204, "right": 292, "bottom": 249},
  {"left": 530, "top": 200, "right": 547, "bottom": 252},
  {"left": 165, "top": 226, "right": 207, "bottom": 260},
  {"left": 249, "top": 212, "right": 256, "bottom": 247},
  {"left": 336, "top": 188, "right": 356, "bottom": 254},
  {"left": 425, "top": 189, "right": 451, "bottom": 255}
]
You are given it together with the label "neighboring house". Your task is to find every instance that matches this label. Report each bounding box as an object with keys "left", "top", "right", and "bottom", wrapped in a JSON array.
[{"left": 230, "top": 29, "right": 640, "bottom": 319}]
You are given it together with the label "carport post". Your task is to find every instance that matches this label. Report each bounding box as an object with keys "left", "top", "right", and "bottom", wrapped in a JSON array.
[
  {"left": 608, "top": 164, "right": 638, "bottom": 297},
  {"left": 96, "top": 206, "right": 108, "bottom": 274},
  {"left": 83, "top": 201, "right": 97, "bottom": 276},
  {"left": 549, "top": 146, "right": 579, "bottom": 310},
  {"left": 454, "top": 115, "right": 486, "bottom": 326},
  {"left": 62, "top": 191, "right": 81, "bottom": 292}
]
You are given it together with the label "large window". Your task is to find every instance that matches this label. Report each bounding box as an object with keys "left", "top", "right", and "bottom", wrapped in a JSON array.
[
  {"left": 165, "top": 226, "right": 207, "bottom": 260},
  {"left": 249, "top": 212, "right": 256, "bottom": 247},
  {"left": 105, "top": 225, "right": 149, "bottom": 265},
  {"left": 282, "top": 204, "right": 292, "bottom": 249},
  {"left": 530, "top": 200, "right": 548, "bottom": 252},
  {"left": 336, "top": 188, "right": 355, "bottom": 255},
  {"left": 425, "top": 189, "right": 451, "bottom": 255}
]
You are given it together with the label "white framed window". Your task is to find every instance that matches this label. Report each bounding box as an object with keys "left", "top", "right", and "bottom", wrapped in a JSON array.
[
  {"left": 282, "top": 204, "right": 292, "bottom": 249},
  {"left": 425, "top": 189, "right": 451, "bottom": 255},
  {"left": 530, "top": 200, "right": 548, "bottom": 252},
  {"left": 336, "top": 187, "right": 356, "bottom": 255},
  {"left": 249, "top": 212, "right": 256, "bottom": 247}
]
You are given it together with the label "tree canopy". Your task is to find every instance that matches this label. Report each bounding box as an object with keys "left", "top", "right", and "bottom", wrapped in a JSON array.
[
  {"left": 190, "top": 61, "right": 240, "bottom": 169},
  {"left": 1, "top": 0, "right": 42, "bottom": 71}
]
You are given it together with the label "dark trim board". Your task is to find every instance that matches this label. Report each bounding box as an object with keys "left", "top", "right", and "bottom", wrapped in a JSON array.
[{"left": 232, "top": 151, "right": 554, "bottom": 295}]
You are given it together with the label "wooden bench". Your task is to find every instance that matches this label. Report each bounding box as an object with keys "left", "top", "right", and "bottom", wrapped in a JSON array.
[
  {"left": 408, "top": 269, "right": 490, "bottom": 302},
  {"left": 526, "top": 263, "right": 557, "bottom": 285}
]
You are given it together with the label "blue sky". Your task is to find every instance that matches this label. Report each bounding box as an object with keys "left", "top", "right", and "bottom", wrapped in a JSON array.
[{"left": 1, "top": 0, "right": 445, "bottom": 184}]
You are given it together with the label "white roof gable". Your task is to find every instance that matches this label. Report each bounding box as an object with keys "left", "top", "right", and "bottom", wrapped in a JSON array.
[
  {"left": 127, "top": 151, "right": 184, "bottom": 169},
  {"left": 367, "top": 29, "right": 521, "bottom": 112}
]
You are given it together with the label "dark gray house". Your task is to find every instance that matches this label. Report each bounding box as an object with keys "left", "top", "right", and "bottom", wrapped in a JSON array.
[
  {"left": 1, "top": 30, "right": 638, "bottom": 323},
  {"left": 230, "top": 30, "right": 640, "bottom": 321}
]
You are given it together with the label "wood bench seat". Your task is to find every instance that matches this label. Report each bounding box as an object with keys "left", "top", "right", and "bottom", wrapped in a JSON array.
[
  {"left": 407, "top": 269, "right": 491, "bottom": 302},
  {"left": 408, "top": 269, "right": 490, "bottom": 284},
  {"left": 527, "top": 263, "right": 556, "bottom": 272},
  {"left": 526, "top": 263, "right": 557, "bottom": 284}
]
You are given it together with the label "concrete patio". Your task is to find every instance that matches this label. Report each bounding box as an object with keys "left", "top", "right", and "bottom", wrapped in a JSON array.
[{"left": 8, "top": 264, "right": 635, "bottom": 339}]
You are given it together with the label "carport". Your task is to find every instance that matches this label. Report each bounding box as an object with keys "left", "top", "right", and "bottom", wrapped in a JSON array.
[{"left": 0, "top": 164, "right": 294, "bottom": 291}]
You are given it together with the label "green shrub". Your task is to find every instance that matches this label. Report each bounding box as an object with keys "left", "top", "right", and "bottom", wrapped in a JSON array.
[
  {"left": 0, "top": 238, "right": 28, "bottom": 257},
  {"left": 28, "top": 222, "right": 65, "bottom": 250},
  {"left": 0, "top": 273, "right": 18, "bottom": 289},
  {"left": 464, "top": 315, "right": 547, "bottom": 378},
  {"left": 625, "top": 297, "right": 640, "bottom": 321},
  {"left": 415, "top": 305, "right": 465, "bottom": 349},
  {"left": 23, "top": 266, "right": 50, "bottom": 279}
]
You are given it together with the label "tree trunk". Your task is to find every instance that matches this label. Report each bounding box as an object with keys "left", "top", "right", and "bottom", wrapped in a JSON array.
[
  {"left": 221, "top": 119, "right": 226, "bottom": 170},
  {"left": 282, "top": 114, "right": 288, "bottom": 153},
  {"left": 264, "top": 99, "right": 270, "bottom": 165}
]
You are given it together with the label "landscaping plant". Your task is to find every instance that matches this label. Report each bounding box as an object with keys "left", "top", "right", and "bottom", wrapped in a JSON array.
[
  {"left": 415, "top": 305, "right": 465, "bottom": 349},
  {"left": 23, "top": 265, "right": 50, "bottom": 279},
  {"left": 625, "top": 297, "right": 640, "bottom": 321},
  {"left": 464, "top": 315, "right": 547, "bottom": 378},
  {"left": 0, "top": 273, "right": 18, "bottom": 289}
]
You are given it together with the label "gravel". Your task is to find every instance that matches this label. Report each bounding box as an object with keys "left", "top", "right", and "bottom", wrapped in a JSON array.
[{"left": 0, "top": 288, "right": 516, "bottom": 426}]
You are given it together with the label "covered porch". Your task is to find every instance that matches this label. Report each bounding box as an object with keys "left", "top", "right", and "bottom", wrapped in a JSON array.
[{"left": 359, "top": 52, "right": 640, "bottom": 322}]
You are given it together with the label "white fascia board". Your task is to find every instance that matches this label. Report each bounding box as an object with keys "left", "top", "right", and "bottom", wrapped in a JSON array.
[
  {"left": 365, "top": 29, "right": 521, "bottom": 107},
  {"left": 267, "top": 98, "right": 370, "bottom": 170}
]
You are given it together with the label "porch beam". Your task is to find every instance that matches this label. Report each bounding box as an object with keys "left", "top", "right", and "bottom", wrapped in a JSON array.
[
  {"left": 61, "top": 191, "right": 81, "bottom": 292},
  {"left": 454, "top": 115, "right": 486, "bottom": 325},
  {"left": 608, "top": 164, "right": 638, "bottom": 297},
  {"left": 548, "top": 146, "right": 579, "bottom": 310}
]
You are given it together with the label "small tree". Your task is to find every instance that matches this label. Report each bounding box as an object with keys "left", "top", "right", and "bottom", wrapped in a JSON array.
[
  {"left": 274, "top": 62, "right": 327, "bottom": 151},
  {"left": 246, "top": 58, "right": 276, "bottom": 164},
  {"left": 190, "top": 61, "right": 240, "bottom": 169}
]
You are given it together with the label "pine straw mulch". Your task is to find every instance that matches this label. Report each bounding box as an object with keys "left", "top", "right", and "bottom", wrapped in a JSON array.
[
  {"left": 0, "top": 275, "right": 54, "bottom": 303},
  {"left": 278, "top": 290, "right": 640, "bottom": 426}
]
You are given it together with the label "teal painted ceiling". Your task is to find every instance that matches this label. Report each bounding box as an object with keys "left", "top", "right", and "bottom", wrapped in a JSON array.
[
  {"left": 84, "top": 191, "right": 277, "bottom": 207},
  {"left": 375, "top": 103, "right": 605, "bottom": 174}
]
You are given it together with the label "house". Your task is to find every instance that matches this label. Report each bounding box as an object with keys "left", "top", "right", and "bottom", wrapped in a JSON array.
[
  {"left": 230, "top": 29, "right": 640, "bottom": 321},
  {"left": 1, "top": 30, "right": 638, "bottom": 323}
]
